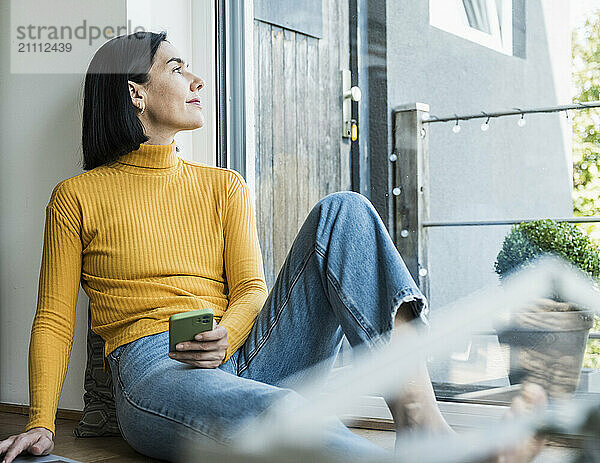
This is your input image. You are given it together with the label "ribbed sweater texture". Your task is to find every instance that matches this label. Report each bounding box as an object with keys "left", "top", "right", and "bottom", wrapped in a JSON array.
[{"left": 25, "top": 140, "right": 268, "bottom": 434}]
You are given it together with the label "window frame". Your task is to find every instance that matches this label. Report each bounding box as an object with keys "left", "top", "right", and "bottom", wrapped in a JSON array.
[
  {"left": 215, "top": 0, "right": 251, "bottom": 180},
  {"left": 429, "top": 0, "right": 513, "bottom": 56}
]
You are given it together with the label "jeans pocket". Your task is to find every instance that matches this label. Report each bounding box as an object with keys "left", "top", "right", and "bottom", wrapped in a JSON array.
[{"left": 109, "top": 344, "right": 125, "bottom": 361}]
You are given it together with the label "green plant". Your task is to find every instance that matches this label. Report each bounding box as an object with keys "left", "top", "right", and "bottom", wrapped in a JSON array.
[
  {"left": 495, "top": 219, "right": 600, "bottom": 369},
  {"left": 573, "top": 9, "right": 600, "bottom": 223},
  {"left": 495, "top": 219, "right": 600, "bottom": 282},
  {"left": 572, "top": 9, "right": 600, "bottom": 370}
]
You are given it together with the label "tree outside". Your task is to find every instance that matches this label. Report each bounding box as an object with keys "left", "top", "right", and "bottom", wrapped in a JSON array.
[{"left": 572, "top": 7, "right": 600, "bottom": 369}]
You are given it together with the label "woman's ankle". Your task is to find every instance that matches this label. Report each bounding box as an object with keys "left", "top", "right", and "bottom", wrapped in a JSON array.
[{"left": 386, "top": 395, "right": 451, "bottom": 433}]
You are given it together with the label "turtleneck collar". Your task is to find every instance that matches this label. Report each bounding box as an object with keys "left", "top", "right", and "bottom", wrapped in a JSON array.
[{"left": 117, "top": 139, "right": 179, "bottom": 169}]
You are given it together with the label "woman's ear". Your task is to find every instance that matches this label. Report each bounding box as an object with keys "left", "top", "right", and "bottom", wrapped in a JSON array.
[{"left": 128, "top": 81, "right": 145, "bottom": 108}]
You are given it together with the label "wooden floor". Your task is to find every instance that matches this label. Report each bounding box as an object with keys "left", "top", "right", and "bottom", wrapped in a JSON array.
[
  {"left": 0, "top": 412, "right": 395, "bottom": 462},
  {"left": 0, "top": 411, "right": 579, "bottom": 462},
  {"left": 0, "top": 412, "right": 162, "bottom": 462}
]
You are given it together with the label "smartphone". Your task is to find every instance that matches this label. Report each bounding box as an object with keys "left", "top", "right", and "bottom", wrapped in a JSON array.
[{"left": 169, "top": 308, "right": 214, "bottom": 353}]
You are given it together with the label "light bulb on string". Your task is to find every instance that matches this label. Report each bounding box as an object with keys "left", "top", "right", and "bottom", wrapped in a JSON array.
[
  {"left": 452, "top": 117, "right": 461, "bottom": 134},
  {"left": 517, "top": 113, "right": 526, "bottom": 127},
  {"left": 481, "top": 116, "right": 490, "bottom": 132}
]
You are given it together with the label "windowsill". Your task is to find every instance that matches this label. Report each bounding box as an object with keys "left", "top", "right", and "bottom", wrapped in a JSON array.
[
  {"left": 325, "top": 360, "right": 598, "bottom": 446},
  {"left": 336, "top": 393, "right": 506, "bottom": 430},
  {"left": 336, "top": 394, "right": 590, "bottom": 449}
]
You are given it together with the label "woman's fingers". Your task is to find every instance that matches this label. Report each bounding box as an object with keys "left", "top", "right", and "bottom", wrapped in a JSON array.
[
  {"left": 169, "top": 324, "right": 228, "bottom": 368},
  {"left": 1, "top": 429, "right": 55, "bottom": 463},
  {"left": 0, "top": 435, "right": 16, "bottom": 455},
  {"left": 186, "top": 359, "right": 222, "bottom": 369},
  {"left": 197, "top": 325, "right": 227, "bottom": 342},
  {"left": 175, "top": 331, "right": 228, "bottom": 352},
  {"left": 170, "top": 350, "right": 224, "bottom": 361},
  {"left": 28, "top": 435, "right": 44, "bottom": 455},
  {"left": 176, "top": 340, "right": 219, "bottom": 351},
  {"left": 2, "top": 435, "right": 34, "bottom": 463},
  {"left": 30, "top": 435, "right": 54, "bottom": 455},
  {"left": 175, "top": 338, "right": 228, "bottom": 352}
]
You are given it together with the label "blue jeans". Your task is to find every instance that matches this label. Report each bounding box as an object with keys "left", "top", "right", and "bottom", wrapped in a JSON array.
[{"left": 106, "top": 191, "right": 428, "bottom": 462}]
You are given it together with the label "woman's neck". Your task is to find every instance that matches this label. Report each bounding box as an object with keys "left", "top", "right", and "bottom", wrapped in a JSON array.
[
  {"left": 143, "top": 134, "right": 175, "bottom": 145},
  {"left": 141, "top": 124, "right": 178, "bottom": 145}
]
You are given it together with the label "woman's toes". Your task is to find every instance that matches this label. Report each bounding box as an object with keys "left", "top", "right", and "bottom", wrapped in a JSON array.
[
  {"left": 498, "top": 382, "right": 548, "bottom": 463},
  {"left": 505, "top": 383, "right": 547, "bottom": 418},
  {"left": 505, "top": 395, "right": 525, "bottom": 419},
  {"left": 521, "top": 383, "right": 547, "bottom": 409}
]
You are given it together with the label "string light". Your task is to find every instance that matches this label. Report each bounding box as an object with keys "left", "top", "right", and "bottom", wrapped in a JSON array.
[
  {"left": 452, "top": 115, "right": 461, "bottom": 134},
  {"left": 425, "top": 101, "right": 600, "bottom": 132},
  {"left": 511, "top": 108, "right": 526, "bottom": 128},
  {"left": 481, "top": 113, "right": 490, "bottom": 132}
]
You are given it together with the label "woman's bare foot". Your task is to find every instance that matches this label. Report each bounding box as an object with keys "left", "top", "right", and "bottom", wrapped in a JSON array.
[
  {"left": 386, "top": 367, "right": 453, "bottom": 456},
  {"left": 386, "top": 385, "right": 453, "bottom": 435},
  {"left": 389, "top": 304, "right": 547, "bottom": 462},
  {"left": 489, "top": 382, "right": 548, "bottom": 463},
  {"left": 385, "top": 361, "right": 455, "bottom": 437},
  {"left": 388, "top": 304, "right": 455, "bottom": 437},
  {"left": 390, "top": 382, "right": 547, "bottom": 463}
]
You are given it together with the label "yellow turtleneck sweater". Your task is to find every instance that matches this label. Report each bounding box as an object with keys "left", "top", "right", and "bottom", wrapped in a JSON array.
[{"left": 25, "top": 140, "right": 268, "bottom": 435}]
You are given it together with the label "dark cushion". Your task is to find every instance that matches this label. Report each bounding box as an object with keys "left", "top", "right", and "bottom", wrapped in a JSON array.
[{"left": 73, "top": 303, "right": 121, "bottom": 437}]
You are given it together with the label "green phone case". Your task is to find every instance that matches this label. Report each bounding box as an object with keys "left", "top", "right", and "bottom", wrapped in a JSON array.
[{"left": 169, "top": 308, "right": 214, "bottom": 352}]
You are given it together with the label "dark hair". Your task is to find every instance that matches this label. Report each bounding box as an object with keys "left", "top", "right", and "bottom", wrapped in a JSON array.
[{"left": 81, "top": 31, "right": 173, "bottom": 171}]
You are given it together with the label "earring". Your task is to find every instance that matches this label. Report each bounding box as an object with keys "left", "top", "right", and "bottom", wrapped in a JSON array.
[{"left": 139, "top": 102, "right": 145, "bottom": 115}]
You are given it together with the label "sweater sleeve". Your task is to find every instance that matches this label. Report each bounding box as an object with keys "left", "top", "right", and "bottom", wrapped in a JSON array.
[
  {"left": 219, "top": 171, "right": 268, "bottom": 363},
  {"left": 25, "top": 184, "right": 82, "bottom": 436}
]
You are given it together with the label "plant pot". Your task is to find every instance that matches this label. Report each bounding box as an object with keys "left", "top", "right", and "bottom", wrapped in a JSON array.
[{"left": 496, "top": 298, "right": 594, "bottom": 398}]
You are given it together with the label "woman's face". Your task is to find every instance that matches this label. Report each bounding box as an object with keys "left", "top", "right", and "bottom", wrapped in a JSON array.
[{"left": 129, "top": 41, "right": 205, "bottom": 136}]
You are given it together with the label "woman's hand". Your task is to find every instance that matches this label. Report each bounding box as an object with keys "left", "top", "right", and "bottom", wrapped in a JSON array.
[
  {"left": 169, "top": 321, "right": 229, "bottom": 368},
  {"left": 0, "top": 427, "right": 54, "bottom": 463}
]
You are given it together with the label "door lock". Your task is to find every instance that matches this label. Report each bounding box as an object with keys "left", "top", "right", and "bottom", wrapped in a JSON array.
[{"left": 342, "top": 70, "right": 361, "bottom": 138}]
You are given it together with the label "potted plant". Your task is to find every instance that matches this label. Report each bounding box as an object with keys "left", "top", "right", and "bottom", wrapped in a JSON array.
[{"left": 494, "top": 219, "right": 600, "bottom": 397}]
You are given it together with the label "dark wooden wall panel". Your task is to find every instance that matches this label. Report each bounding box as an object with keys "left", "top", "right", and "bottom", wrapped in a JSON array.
[{"left": 254, "top": 0, "right": 349, "bottom": 289}]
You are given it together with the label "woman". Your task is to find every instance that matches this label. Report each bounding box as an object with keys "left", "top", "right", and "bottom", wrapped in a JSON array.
[{"left": 0, "top": 31, "right": 545, "bottom": 462}]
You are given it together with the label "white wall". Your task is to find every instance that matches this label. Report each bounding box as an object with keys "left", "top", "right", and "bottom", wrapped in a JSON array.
[{"left": 0, "top": 0, "right": 216, "bottom": 411}]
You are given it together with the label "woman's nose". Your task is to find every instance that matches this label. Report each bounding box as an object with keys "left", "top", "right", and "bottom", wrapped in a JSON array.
[{"left": 191, "top": 74, "right": 204, "bottom": 91}]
